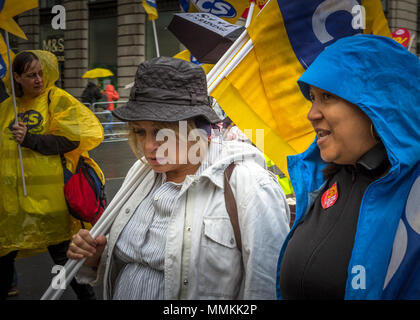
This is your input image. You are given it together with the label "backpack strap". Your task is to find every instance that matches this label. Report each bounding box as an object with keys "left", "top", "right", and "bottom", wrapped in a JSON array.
[{"left": 224, "top": 162, "right": 241, "bottom": 251}]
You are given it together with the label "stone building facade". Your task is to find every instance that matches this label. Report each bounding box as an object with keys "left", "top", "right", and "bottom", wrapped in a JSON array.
[
  {"left": 386, "top": 0, "right": 419, "bottom": 53},
  {"left": 12, "top": 0, "right": 420, "bottom": 101}
]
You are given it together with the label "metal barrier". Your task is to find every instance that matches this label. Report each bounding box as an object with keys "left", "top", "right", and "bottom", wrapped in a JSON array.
[
  {"left": 92, "top": 100, "right": 128, "bottom": 110},
  {"left": 93, "top": 100, "right": 129, "bottom": 142}
]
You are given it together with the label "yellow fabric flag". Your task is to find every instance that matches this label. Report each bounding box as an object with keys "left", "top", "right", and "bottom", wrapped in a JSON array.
[
  {"left": 141, "top": 0, "right": 158, "bottom": 21},
  {"left": 211, "top": 0, "right": 391, "bottom": 176},
  {"left": 0, "top": 0, "right": 39, "bottom": 39}
]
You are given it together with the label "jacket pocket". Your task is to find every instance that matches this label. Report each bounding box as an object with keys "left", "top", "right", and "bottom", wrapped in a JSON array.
[
  {"left": 203, "top": 217, "right": 238, "bottom": 249},
  {"left": 198, "top": 217, "right": 243, "bottom": 299}
]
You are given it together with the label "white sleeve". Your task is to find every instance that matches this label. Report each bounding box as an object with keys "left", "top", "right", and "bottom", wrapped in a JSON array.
[{"left": 231, "top": 163, "right": 290, "bottom": 299}]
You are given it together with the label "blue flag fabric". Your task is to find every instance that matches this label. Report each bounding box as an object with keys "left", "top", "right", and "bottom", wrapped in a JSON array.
[{"left": 277, "top": 0, "right": 363, "bottom": 68}]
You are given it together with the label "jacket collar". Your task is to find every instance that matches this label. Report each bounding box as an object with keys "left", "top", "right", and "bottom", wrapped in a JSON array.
[
  {"left": 190, "top": 140, "right": 267, "bottom": 189},
  {"left": 354, "top": 142, "right": 390, "bottom": 179}
]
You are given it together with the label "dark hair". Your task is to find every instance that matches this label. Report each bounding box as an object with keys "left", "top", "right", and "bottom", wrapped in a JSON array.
[{"left": 13, "top": 52, "right": 39, "bottom": 97}]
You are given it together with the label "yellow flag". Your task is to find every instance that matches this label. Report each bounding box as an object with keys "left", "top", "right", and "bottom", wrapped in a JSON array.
[
  {"left": 0, "top": 0, "right": 39, "bottom": 39},
  {"left": 211, "top": 0, "right": 391, "bottom": 176},
  {"left": 141, "top": 0, "right": 158, "bottom": 21}
]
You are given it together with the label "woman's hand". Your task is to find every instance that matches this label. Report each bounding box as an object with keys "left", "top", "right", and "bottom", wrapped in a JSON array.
[
  {"left": 11, "top": 122, "right": 27, "bottom": 144},
  {"left": 67, "top": 229, "right": 107, "bottom": 268}
]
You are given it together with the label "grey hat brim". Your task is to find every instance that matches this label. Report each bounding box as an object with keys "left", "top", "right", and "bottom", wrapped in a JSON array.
[{"left": 112, "top": 100, "right": 222, "bottom": 124}]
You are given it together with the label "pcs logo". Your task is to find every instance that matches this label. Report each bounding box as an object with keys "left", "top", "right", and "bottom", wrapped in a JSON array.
[
  {"left": 8, "top": 110, "right": 44, "bottom": 134},
  {"left": 190, "top": 0, "right": 236, "bottom": 18}
]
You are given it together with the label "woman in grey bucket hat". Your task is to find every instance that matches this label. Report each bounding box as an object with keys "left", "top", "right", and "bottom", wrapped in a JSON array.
[{"left": 67, "top": 57, "right": 290, "bottom": 300}]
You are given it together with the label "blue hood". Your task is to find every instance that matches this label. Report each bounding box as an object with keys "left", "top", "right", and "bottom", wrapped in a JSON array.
[
  {"left": 278, "top": 35, "right": 420, "bottom": 300},
  {"left": 298, "top": 34, "right": 420, "bottom": 170}
]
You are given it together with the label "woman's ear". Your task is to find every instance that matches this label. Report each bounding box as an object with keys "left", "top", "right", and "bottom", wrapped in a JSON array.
[{"left": 13, "top": 72, "right": 21, "bottom": 84}]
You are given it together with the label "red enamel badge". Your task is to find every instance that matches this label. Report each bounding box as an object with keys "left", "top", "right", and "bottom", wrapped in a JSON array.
[{"left": 321, "top": 182, "right": 338, "bottom": 209}]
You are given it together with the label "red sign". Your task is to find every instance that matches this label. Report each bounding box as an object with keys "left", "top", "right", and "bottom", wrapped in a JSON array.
[
  {"left": 392, "top": 28, "right": 411, "bottom": 48},
  {"left": 321, "top": 182, "right": 338, "bottom": 210}
]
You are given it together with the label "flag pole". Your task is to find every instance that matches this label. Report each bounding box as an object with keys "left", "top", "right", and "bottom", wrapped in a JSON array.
[
  {"left": 206, "top": 30, "right": 248, "bottom": 86},
  {"left": 41, "top": 166, "right": 149, "bottom": 300},
  {"left": 245, "top": 0, "right": 256, "bottom": 28},
  {"left": 408, "top": 33, "right": 415, "bottom": 52},
  {"left": 207, "top": 0, "right": 256, "bottom": 88},
  {"left": 208, "top": 39, "right": 253, "bottom": 94},
  {"left": 152, "top": 20, "right": 160, "bottom": 57},
  {"left": 4, "top": 30, "right": 27, "bottom": 197}
]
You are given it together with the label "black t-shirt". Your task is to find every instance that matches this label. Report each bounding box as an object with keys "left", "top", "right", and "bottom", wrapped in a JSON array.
[{"left": 279, "top": 143, "right": 390, "bottom": 300}]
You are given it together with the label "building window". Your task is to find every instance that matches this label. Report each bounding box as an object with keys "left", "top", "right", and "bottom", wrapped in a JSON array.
[
  {"left": 88, "top": 0, "right": 118, "bottom": 89},
  {"left": 39, "top": 0, "right": 65, "bottom": 87}
]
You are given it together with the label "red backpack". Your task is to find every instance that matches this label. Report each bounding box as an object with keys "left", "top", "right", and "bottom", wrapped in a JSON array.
[{"left": 61, "top": 155, "right": 106, "bottom": 225}]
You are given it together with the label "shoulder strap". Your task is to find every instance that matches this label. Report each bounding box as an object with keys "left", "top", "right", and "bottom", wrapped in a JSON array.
[{"left": 224, "top": 162, "right": 241, "bottom": 251}]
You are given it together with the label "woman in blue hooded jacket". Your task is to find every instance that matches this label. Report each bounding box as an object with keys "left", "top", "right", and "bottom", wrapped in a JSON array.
[{"left": 277, "top": 35, "right": 420, "bottom": 300}]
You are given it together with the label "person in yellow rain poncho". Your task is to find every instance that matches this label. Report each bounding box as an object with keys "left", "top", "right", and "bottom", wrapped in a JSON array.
[{"left": 0, "top": 51, "right": 103, "bottom": 299}]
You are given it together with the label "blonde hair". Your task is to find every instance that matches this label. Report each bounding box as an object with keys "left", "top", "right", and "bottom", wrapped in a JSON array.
[{"left": 128, "top": 120, "right": 210, "bottom": 164}]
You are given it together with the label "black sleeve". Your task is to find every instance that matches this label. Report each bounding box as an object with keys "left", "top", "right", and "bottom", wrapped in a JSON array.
[
  {"left": 21, "top": 132, "right": 80, "bottom": 155},
  {"left": 94, "top": 88, "right": 102, "bottom": 101}
]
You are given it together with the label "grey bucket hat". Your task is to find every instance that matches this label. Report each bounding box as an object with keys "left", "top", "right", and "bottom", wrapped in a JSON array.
[{"left": 112, "top": 56, "right": 221, "bottom": 124}]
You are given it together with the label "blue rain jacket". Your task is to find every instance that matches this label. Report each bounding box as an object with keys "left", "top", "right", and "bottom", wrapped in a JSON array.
[{"left": 276, "top": 35, "right": 420, "bottom": 300}]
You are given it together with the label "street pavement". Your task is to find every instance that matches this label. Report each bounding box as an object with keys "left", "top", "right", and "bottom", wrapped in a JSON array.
[{"left": 7, "top": 138, "right": 138, "bottom": 300}]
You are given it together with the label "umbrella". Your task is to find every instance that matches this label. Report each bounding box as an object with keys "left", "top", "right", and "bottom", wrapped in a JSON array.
[
  {"left": 82, "top": 68, "right": 114, "bottom": 79},
  {"left": 0, "top": 0, "right": 39, "bottom": 196},
  {"left": 168, "top": 12, "right": 245, "bottom": 64}
]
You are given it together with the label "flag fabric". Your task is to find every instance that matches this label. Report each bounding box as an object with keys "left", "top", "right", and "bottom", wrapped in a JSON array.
[
  {"left": 0, "top": 33, "right": 14, "bottom": 79},
  {"left": 242, "top": 0, "right": 268, "bottom": 19},
  {"left": 0, "top": 0, "right": 38, "bottom": 39},
  {"left": 211, "top": 0, "right": 391, "bottom": 176},
  {"left": 142, "top": 0, "right": 158, "bottom": 21},
  {"left": 180, "top": 0, "right": 249, "bottom": 24},
  {"left": 173, "top": 49, "right": 214, "bottom": 74}
]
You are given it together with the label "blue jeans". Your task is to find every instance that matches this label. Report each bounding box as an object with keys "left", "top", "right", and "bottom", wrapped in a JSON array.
[{"left": 103, "top": 111, "right": 113, "bottom": 134}]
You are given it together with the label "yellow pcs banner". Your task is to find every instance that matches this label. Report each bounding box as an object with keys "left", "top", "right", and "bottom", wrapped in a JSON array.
[
  {"left": 183, "top": 0, "right": 249, "bottom": 24},
  {"left": 211, "top": 0, "right": 390, "bottom": 176}
]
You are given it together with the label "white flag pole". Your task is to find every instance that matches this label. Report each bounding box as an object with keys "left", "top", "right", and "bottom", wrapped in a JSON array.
[
  {"left": 207, "top": 1, "right": 256, "bottom": 91},
  {"left": 152, "top": 20, "right": 160, "bottom": 57},
  {"left": 206, "top": 30, "right": 248, "bottom": 87},
  {"left": 245, "top": 1, "right": 256, "bottom": 28},
  {"left": 4, "top": 31, "right": 27, "bottom": 196},
  {"left": 41, "top": 166, "right": 150, "bottom": 300},
  {"left": 408, "top": 33, "right": 415, "bottom": 52},
  {"left": 208, "top": 38, "right": 254, "bottom": 94}
]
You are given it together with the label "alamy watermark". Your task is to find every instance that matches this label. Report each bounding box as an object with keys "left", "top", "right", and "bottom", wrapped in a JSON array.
[
  {"left": 51, "top": 265, "right": 66, "bottom": 290},
  {"left": 51, "top": 5, "right": 66, "bottom": 30},
  {"left": 136, "top": 121, "right": 266, "bottom": 167},
  {"left": 351, "top": 265, "right": 366, "bottom": 290}
]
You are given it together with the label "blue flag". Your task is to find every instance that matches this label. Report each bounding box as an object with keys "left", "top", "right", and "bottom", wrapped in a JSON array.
[{"left": 278, "top": 0, "right": 363, "bottom": 68}]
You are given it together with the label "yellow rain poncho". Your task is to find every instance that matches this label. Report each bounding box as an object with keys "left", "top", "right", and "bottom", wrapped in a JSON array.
[{"left": 0, "top": 51, "right": 104, "bottom": 258}]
